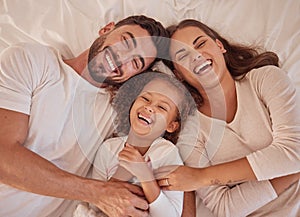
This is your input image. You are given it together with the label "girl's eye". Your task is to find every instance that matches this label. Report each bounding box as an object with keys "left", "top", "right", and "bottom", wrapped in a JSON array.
[
  {"left": 158, "top": 105, "right": 167, "bottom": 111},
  {"left": 141, "top": 96, "right": 149, "bottom": 102}
]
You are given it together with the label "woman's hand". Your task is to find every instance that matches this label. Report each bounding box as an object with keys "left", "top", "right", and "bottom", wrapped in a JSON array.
[{"left": 156, "top": 165, "right": 202, "bottom": 191}]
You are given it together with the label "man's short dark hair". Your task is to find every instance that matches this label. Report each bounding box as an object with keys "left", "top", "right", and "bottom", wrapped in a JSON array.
[{"left": 115, "top": 15, "right": 169, "bottom": 63}]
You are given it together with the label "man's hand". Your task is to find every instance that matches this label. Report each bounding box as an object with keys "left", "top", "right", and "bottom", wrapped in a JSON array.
[{"left": 91, "top": 180, "right": 149, "bottom": 217}]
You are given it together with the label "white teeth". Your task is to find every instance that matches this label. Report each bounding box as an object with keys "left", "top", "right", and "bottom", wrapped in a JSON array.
[
  {"left": 105, "top": 54, "right": 115, "bottom": 71},
  {"left": 138, "top": 113, "right": 152, "bottom": 124},
  {"left": 194, "top": 60, "right": 212, "bottom": 74}
]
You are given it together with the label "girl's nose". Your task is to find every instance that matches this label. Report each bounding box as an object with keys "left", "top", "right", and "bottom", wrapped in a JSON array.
[{"left": 144, "top": 105, "right": 154, "bottom": 113}]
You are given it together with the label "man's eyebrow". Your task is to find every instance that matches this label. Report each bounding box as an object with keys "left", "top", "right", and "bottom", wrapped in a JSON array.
[
  {"left": 125, "top": 31, "right": 137, "bottom": 47},
  {"left": 193, "top": 35, "right": 204, "bottom": 45}
]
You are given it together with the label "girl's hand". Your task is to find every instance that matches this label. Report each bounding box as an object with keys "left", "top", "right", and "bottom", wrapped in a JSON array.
[
  {"left": 118, "top": 144, "right": 154, "bottom": 182},
  {"left": 119, "top": 143, "right": 145, "bottom": 163}
]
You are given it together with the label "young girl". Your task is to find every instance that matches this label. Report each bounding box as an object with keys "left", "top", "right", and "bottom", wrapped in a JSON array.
[{"left": 73, "top": 71, "right": 195, "bottom": 217}]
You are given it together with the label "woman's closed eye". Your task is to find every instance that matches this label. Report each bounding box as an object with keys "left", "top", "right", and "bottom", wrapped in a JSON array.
[
  {"left": 177, "top": 53, "right": 188, "bottom": 61},
  {"left": 195, "top": 40, "right": 206, "bottom": 49}
]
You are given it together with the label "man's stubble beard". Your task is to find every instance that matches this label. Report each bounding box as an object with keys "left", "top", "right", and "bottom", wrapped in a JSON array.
[{"left": 87, "top": 35, "right": 119, "bottom": 85}]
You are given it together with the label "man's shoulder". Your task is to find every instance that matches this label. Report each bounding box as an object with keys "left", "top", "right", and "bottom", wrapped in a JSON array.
[
  {"left": 5, "top": 42, "right": 50, "bottom": 51},
  {"left": 1, "top": 42, "right": 57, "bottom": 60}
]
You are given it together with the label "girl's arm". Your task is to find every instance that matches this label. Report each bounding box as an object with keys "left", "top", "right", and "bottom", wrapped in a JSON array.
[
  {"left": 182, "top": 191, "right": 196, "bottom": 217},
  {"left": 119, "top": 144, "right": 183, "bottom": 217}
]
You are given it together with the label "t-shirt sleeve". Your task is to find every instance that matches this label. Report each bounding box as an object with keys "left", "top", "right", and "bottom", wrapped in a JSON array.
[
  {"left": 0, "top": 43, "right": 54, "bottom": 114},
  {"left": 246, "top": 66, "right": 300, "bottom": 180},
  {"left": 92, "top": 139, "right": 119, "bottom": 181},
  {"left": 149, "top": 190, "right": 183, "bottom": 217}
]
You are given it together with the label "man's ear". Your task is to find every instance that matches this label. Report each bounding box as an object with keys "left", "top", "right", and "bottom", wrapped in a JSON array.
[
  {"left": 98, "top": 22, "right": 115, "bottom": 35},
  {"left": 216, "top": 39, "right": 227, "bottom": 53},
  {"left": 166, "top": 121, "right": 179, "bottom": 133}
]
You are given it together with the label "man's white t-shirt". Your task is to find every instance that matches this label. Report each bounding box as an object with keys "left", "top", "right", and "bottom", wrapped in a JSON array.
[{"left": 0, "top": 42, "right": 115, "bottom": 217}]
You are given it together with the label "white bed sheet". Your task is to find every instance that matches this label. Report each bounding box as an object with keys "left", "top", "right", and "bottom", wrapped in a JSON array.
[{"left": 1, "top": 0, "right": 299, "bottom": 90}]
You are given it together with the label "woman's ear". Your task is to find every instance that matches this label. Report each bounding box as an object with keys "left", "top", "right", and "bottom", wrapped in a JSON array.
[
  {"left": 216, "top": 39, "right": 227, "bottom": 53},
  {"left": 166, "top": 121, "right": 179, "bottom": 133},
  {"left": 98, "top": 22, "right": 115, "bottom": 35}
]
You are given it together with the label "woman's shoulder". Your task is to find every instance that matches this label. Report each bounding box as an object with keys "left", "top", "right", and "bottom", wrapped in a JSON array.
[
  {"left": 246, "top": 65, "right": 286, "bottom": 81},
  {"left": 243, "top": 65, "right": 295, "bottom": 97},
  {"left": 244, "top": 65, "right": 289, "bottom": 88}
]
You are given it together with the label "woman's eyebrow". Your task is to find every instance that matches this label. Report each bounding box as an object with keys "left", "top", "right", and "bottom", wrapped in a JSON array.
[
  {"left": 175, "top": 48, "right": 186, "bottom": 57},
  {"left": 193, "top": 35, "right": 204, "bottom": 45}
]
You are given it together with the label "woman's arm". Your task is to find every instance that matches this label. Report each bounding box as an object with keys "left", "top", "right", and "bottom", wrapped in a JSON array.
[
  {"left": 157, "top": 158, "right": 256, "bottom": 191},
  {"left": 197, "top": 172, "right": 299, "bottom": 217},
  {"left": 246, "top": 67, "right": 300, "bottom": 180}
]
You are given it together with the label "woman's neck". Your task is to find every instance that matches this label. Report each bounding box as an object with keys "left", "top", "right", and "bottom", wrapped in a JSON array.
[{"left": 198, "top": 73, "right": 237, "bottom": 123}]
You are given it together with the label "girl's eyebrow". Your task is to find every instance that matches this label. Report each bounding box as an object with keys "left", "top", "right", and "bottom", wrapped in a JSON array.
[{"left": 142, "top": 91, "right": 173, "bottom": 106}]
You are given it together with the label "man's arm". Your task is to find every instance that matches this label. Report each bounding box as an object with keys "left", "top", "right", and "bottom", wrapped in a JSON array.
[{"left": 0, "top": 108, "right": 148, "bottom": 217}]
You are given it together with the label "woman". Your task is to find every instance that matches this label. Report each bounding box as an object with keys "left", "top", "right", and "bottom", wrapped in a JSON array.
[{"left": 158, "top": 19, "right": 300, "bottom": 217}]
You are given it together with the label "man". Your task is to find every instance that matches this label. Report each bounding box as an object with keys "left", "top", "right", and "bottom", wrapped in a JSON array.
[{"left": 0, "top": 15, "right": 168, "bottom": 217}]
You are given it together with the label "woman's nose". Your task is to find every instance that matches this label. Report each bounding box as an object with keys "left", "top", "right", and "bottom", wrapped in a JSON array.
[{"left": 193, "top": 53, "right": 202, "bottom": 62}]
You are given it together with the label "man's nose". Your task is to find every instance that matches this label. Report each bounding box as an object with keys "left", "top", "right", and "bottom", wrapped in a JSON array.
[{"left": 116, "top": 49, "right": 133, "bottom": 66}]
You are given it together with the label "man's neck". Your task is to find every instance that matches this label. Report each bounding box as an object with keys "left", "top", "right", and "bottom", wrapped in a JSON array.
[
  {"left": 63, "top": 50, "right": 106, "bottom": 88},
  {"left": 63, "top": 49, "right": 89, "bottom": 76}
]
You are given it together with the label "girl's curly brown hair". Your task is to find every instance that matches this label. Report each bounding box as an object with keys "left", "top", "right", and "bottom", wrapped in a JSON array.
[{"left": 112, "top": 71, "right": 196, "bottom": 144}]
